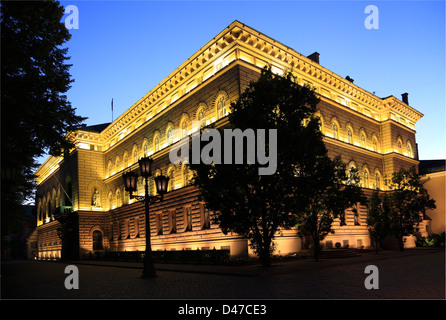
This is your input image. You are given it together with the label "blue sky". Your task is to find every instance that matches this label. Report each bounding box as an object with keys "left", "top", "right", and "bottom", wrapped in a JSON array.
[{"left": 50, "top": 0, "right": 445, "bottom": 164}]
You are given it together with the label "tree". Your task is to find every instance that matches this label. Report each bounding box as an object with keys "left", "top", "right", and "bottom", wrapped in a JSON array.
[
  {"left": 1, "top": 1, "right": 86, "bottom": 236},
  {"left": 366, "top": 189, "right": 391, "bottom": 253},
  {"left": 190, "top": 67, "right": 326, "bottom": 266},
  {"left": 386, "top": 166, "right": 436, "bottom": 251},
  {"left": 295, "top": 157, "right": 365, "bottom": 261}
]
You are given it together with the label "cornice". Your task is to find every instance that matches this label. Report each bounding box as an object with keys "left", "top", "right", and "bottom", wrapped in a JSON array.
[
  {"left": 97, "top": 20, "right": 423, "bottom": 147},
  {"left": 35, "top": 20, "right": 425, "bottom": 182}
]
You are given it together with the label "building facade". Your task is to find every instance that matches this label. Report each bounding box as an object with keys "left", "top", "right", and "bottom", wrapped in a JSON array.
[{"left": 34, "top": 21, "right": 425, "bottom": 260}]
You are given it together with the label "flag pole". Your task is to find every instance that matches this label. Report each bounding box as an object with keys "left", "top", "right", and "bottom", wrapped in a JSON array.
[{"left": 111, "top": 98, "right": 114, "bottom": 122}]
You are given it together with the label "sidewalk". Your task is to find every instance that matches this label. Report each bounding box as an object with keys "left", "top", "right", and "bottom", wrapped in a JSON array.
[{"left": 65, "top": 248, "right": 444, "bottom": 277}]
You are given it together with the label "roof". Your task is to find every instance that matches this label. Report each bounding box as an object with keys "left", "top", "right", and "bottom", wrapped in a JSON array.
[
  {"left": 79, "top": 123, "right": 111, "bottom": 133},
  {"left": 419, "top": 159, "right": 446, "bottom": 174}
]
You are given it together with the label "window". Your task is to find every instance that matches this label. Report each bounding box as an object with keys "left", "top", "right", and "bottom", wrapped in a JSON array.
[
  {"left": 115, "top": 157, "right": 120, "bottom": 172},
  {"left": 108, "top": 161, "right": 112, "bottom": 176},
  {"left": 407, "top": 141, "right": 413, "bottom": 158},
  {"left": 347, "top": 128, "right": 352, "bottom": 144},
  {"left": 183, "top": 165, "right": 191, "bottom": 187},
  {"left": 156, "top": 213, "right": 163, "bottom": 235},
  {"left": 133, "top": 147, "right": 138, "bottom": 163},
  {"left": 134, "top": 217, "right": 140, "bottom": 238},
  {"left": 184, "top": 207, "right": 192, "bottom": 231},
  {"left": 397, "top": 140, "right": 402, "bottom": 153},
  {"left": 198, "top": 109, "right": 206, "bottom": 129},
  {"left": 360, "top": 133, "right": 366, "bottom": 148},
  {"left": 116, "top": 189, "right": 122, "bottom": 207},
  {"left": 363, "top": 171, "right": 369, "bottom": 188},
  {"left": 373, "top": 138, "right": 378, "bottom": 152},
  {"left": 200, "top": 203, "right": 210, "bottom": 229},
  {"left": 332, "top": 123, "right": 338, "bottom": 139},
  {"left": 168, "top": 168, "right": 174, "bottom": 191},
  {"left": 217, "top": 96, "right": 226, "bottom": 119},
  {"left": 92, "top": 231, "right": 103, "bottom": 250},
  {"left": 154, "top": 136, "right": 160, "bottom": 152},
  {"left": 108, "top": 192, "right": 113, "bottom": 210},
  {"left": 170, "top": 210, "right": 177, "bottom": 233},
  {"left": 375, "top": 172, "right": 381, "bottom": 190},
  {"left": 123, "top": 152, "right": 128, "bottom": 168},
  {"left": 181, "top": 119, "right": 188, "bottom": 138},
  {"left": 143, "top": 142, "right": 149, "bottom": 157},
  {"left": 347, "top": 162, "right": 356, "bottom": 185},
  {"left": 354, "top": 212, "right": 360, "bottom": 226},
  {"left": 167, "top": 127, "right": 173, "bottom": 145}
]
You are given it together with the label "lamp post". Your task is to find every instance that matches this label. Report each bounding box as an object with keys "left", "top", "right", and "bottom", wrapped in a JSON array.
[{"left": 123, "top": 156, "right": 169, "bottom": 278}]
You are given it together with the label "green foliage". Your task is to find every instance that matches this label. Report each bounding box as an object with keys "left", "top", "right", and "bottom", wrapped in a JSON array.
[
  {"left": 1, "top": 1, "right": 86, "bottom": 234},
  {"left": 416, "top": 232, "right": 445, "bottom": 248},
  {"left": 191, "top": 66, "right": 364, "bottom": 265},
  {"left": 385, "top": 166, "right": 436, "bottom": 251},
  {"left": 191, "top": 67, "right": 325, "bottom": 266},
  {"left": 367, "top": 189, "right": 391, "bottom": 253},
  {"left": 295, "top": 156, "right": 366, "bottom": 261}
]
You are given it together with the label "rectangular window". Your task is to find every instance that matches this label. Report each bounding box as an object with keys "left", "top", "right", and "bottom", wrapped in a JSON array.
[
  {"left": 184, "top": 207, "right": 193, "bottom": 232},
  {"left": 200, "top": 202, "right": 210, "bottom": 229},
  {"left": 155, "top": 213, "right": 163, "bottom": 235},
  {"left": 169, "top": 210, "right": 177, "bottom": 233},
  {"left": 134, "top": 217, "right": 140, "bottom": 238}
]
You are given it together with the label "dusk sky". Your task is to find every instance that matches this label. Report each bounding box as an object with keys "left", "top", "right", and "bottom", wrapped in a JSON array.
[{"left": 45, "top": 0, "right": 445, "bottom": 164}]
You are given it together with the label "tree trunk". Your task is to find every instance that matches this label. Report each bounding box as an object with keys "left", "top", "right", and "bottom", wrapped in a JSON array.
[
  {"left": 312, "top": 233, "right": 321, "bottom": 262},
  {"left": 259, "top": 237, "right": 272, "bottom": 267}
]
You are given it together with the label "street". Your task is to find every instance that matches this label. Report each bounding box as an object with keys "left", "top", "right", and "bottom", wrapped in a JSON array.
[{"left": 1, "top": 249, "right": 444, "bottom": 300}]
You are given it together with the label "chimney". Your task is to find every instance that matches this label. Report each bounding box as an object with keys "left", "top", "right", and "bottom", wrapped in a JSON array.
[
  {"left": 307, "top": 52, "right": 319, "bottom": 64},
  {"left": 401, "top": 92, "right": 409, "bottom": 104},
  {"left": 345, "top": 76, "right": 354, "bottom": 83}
]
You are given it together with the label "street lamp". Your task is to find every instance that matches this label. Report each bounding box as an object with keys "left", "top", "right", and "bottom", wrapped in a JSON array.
[{"left": 123, "top": 156, "right": 169, "bottom": 278}]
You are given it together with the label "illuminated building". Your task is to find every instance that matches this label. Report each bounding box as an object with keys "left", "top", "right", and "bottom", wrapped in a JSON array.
[{"left": 34, "top": 21, "right": 426, "bottom": 260}]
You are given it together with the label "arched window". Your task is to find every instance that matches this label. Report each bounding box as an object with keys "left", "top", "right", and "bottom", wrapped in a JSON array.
[
  {"left": 116, "top": 189, "right": 122, "bottom": 207},
  {"left": 108, "top": 161, "right": 112, "bottom": 177},
  {"left": 375, "top": 172, "right": 381, "bottom": 190},
  {"left": 407, "top": 141, "right": 413, "bottom": 158},
  {"left": 108, "top": 192, "right": 113, "bottom": 210},
  {"left": 167, "top": 127, "right": 173, "bottom": 146},
  {"left": 132, "top": 145, "right": 138, "bottom": 163},
  {"left": 360, "top": 132, "right": 366, "bottom": 148},
  {"left": 373, "top": 137, "right": 378, "bottom": 152},
  {"left": 346, "top": 162, "right": 357, "bottom": 185},
  {"left": 92, "top": 230, "right": 103, "bottom": 250},
  {"left": 198, "top": 109, "right": 205, "bottom": 129},
  {"left": 123, "top": 152, "right": 128, "bottom": 168},
  {"left": 168, "top": 168, "right": 174, "bottom": 192},
  {"left": 363, "top": 170, "right": 369, "bottom": 188},
  {"left": 47, "top": 197, "right": 52, "bottom": 221},
  {"left": 217, "top": 95, "right": 226, "bottom": 120},
  {"left": 314, "top": 112, "right": 323, "bottom": 134},
  {"left": 115, "top": 157, "right": 120, "bottom": 172},
  {"left": 347, "top": 128, "right": 353, "bottom": 144},
  {"left": 143, "top": 141, "right": 149, "bottom": 157},
  {"left": 183, "top": 164, "right": 191, "bottom": 187},
  {"left": 154, "top": 136, "right": 160, "bottom": 152},
  {"left": 397, "top": 139, "right": 402, "bottom": 153},
  {"left": 181, "top": 119, "right": 188, "bottom": 139},
  {"left": 332, "top": 123, "right": 339, "bottom": 139}
]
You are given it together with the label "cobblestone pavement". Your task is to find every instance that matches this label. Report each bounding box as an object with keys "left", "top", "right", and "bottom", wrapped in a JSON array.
[{"left": 1, "top": 249, "right": 444, "bottom": 300}]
